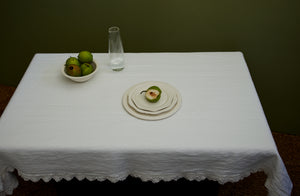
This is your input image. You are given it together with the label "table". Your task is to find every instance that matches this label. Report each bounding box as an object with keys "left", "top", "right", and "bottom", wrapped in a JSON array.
[{"left": 0, "top": 52, "right": 292, "bottom": 195}]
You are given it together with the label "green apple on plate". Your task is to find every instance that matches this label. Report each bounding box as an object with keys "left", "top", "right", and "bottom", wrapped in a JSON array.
[{"left": 140, "top": 86, "right": 162, "bottom": 103}]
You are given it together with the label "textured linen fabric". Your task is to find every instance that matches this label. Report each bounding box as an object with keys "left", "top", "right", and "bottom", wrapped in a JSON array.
[{"left": 0, "top": 52, "right": 292, "bottom": 195}]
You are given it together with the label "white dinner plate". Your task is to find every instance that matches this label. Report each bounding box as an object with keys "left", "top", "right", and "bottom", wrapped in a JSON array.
[
  {"left": 129, "top": 84, "right": 171, "bottom": 112},
  {"left": 122, "top": 81, "right": 182, "bottom": 120},
  {"left": 128, "top": 81, "right": 176, "bottom": 113},
  {"left": 130, "top": 94, "right": 178, "bottom": 115}
]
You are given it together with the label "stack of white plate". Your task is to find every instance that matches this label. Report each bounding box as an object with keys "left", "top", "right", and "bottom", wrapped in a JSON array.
[{"left": 122, "top": 81, "right": 182, "bottom": 120}]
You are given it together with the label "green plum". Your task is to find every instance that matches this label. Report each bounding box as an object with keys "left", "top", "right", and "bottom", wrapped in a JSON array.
[
  {"left": 140, "top": 86, "right": 162, "bottom": 103},
  {"left": 65, "top": 64, "right": 81, "bottom": 77},
  {"left": 78, "top": 51, "right": 93, "bottom": 63},
  {"left": 81, "top": 63, "right": 94, "bottom": 76},
  {"left": 66, "top": 57, "right": 81, "bottom": 67}
]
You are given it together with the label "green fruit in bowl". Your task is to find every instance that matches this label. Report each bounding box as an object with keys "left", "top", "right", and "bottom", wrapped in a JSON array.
[
  {"left": 81, "top": 63, "right": 94, "bottom": 76},
  {"left": 66, "top": 57, "right": 81, "bottom": 67},
  {"left": 65, "top": 64, "right": 82, "bottom": 77},
  {"left": 78, "top": 51, "right": 93, "bottom": 63}
]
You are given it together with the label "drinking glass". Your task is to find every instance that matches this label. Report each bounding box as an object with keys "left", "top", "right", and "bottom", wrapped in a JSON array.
[{"left": 108, "top": 26, "right": 125, "bottom": 71}]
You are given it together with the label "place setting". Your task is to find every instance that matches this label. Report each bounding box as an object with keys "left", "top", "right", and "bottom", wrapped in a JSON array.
[{"left": 122, "top": 81, "right": 182, "bottom": 120}]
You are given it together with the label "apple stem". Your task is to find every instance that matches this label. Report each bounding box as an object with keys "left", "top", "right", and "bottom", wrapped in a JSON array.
[{"left": 140, "top": 90, "right": 147, "bottom": 94}]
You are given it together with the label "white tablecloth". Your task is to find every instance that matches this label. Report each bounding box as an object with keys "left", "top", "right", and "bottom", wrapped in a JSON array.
[{"left": 0, "top": 52, "right": 292, "bottom": 195}]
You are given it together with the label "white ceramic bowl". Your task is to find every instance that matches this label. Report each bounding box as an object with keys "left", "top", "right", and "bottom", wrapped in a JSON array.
[{"left": 62, "top": 61, "right": 98, "bottom": 82}]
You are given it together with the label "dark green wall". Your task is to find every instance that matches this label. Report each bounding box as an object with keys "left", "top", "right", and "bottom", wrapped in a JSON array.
[{"left": 1, "top": 0, "right": 299, "bottom": 134}]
